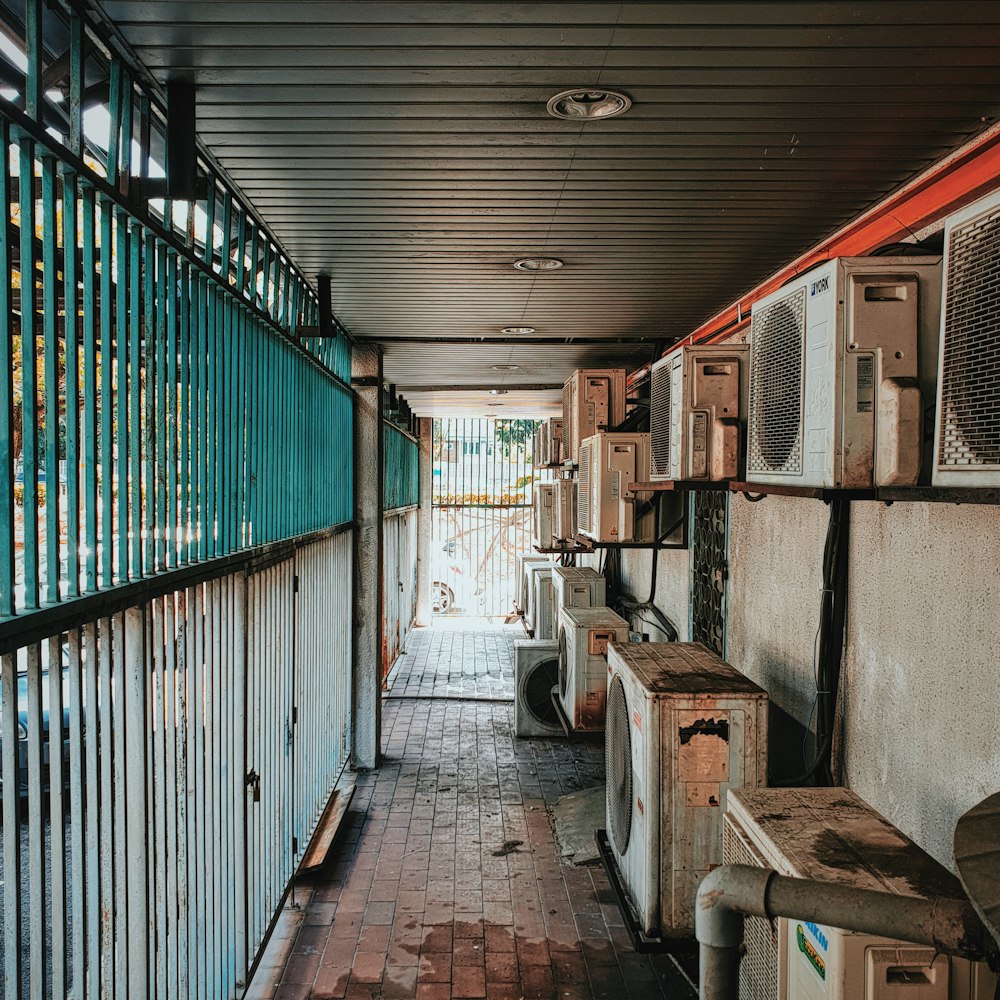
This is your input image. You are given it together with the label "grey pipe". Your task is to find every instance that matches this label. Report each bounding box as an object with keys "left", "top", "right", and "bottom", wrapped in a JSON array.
[{"left": 695, "top": 864, "right": 992, "bottom": 1000}]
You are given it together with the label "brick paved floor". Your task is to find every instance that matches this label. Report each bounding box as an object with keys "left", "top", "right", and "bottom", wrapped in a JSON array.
[
  {"left": 385, "top": 619, "right": 518, "bottom": 701},
  {"left": 257, "top": 623, "right": 697, "bottom": 1000}
]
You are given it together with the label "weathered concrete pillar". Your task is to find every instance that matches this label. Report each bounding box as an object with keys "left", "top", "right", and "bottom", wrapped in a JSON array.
[
  {"left": 351, "top": 344, "right": 383, "bottom": 769},
  {"left": 415, "top": 417, "right": 433, "bottom": 625}
]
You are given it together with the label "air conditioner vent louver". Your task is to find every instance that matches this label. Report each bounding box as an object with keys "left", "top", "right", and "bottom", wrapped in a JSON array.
[
  {"left": 558, "top": 625, "right": 568, "bottom": 698},
  {"left": 938, "top": 206, "right": 1000, "bottom": 470},
  {"left": 577, "top": 440, "right": 593, "bottom": 533},
  {"left": 723, "top": 819, "right": 777, "bottom": 1000},
  {"left": 650, "top": 362, "right": 672, "bottom": 477},
  {"left": 749, "top": 288, "right": 805, "bottom": 475},
  {"left": 606, "top": 675, "right": 632, "bottom": 855}
]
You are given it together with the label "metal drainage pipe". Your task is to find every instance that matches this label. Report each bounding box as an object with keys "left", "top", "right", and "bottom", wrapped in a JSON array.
[{"left": 695, "top": 864, "right": 993, "bottom": 1000}]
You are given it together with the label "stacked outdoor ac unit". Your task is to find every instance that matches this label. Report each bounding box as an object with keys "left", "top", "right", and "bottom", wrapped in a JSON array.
[
  {"left": 562, "top": 368, "right": 628, "bottom": 466},
  {"left": 551, "top": 566, "right": 606, "bottom": 632},
  {"left": 534, "top": 417, "right": 564, "bottom": 467},
  {"left": 650, "top": 344, "right": 749, "bottom": 481},
  {"left": 747, "top": 256, "right": 942, "bottom": 489},
  {"left": 553, "top": 476, "right": 577, "bottom": 542},
  {"left": 532, "top": 482, "right": 556, "bottom": 549},
  {"left": 577, "top": 432, "right": 655, "bottom": 543},
  {"left": 933, "top": 188, "right": 1000, "bottom": 487},
  {"left": 557, "top": 606, "right": 628, "bottom": 732},
  {"left": 724, "top": 787, "right": 994, "bottom": 1000},
  {"left": 604, "top": 641, "right": 768, "bottom": 939}
]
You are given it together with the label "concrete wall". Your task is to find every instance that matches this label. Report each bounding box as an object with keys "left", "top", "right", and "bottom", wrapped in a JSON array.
[
  {"left": 625, "top": 490, "right": 1000, "bottom": 868},
  {"left": 619, "top": 547, "right": 691, "bottom": 642}
]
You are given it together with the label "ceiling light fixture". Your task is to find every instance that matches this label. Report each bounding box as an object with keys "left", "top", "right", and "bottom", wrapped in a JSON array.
[
  {"left": 489, "top": 388, "right": 508, "bottom": 396},
  {"left": 486, "top": 402, "right": 504, "bottom": 407},
  {"left": 500, "top": 326, "right": 535, "bottom": 335},
  {"left": 514, "top": 257, "right": 563, "bottom": 271},
  {"left": 546, "top": 88, "right": 632, "bottom": 121},
  {"left": 491, "top": 364, "right": 520, "bottom": 371}
]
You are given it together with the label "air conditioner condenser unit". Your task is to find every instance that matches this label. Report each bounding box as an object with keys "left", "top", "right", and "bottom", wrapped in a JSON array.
[
  {"left": 514, "top": 639, "right": 563, "bottom": 738},
  {"left": 577, "top": 432, "right": 655, "bottom": 543},
  {"left": 563, "top": 368, "right": 628, "bottom": 465},
  {"left": 747, "top": 256, "right": 942, "bottom": 489},
  {"left": 533, "top": 482, "right": 556, "bottom": 549},
  {"left": 517, "top": 554, "right": 550, "bottom": 626},
  {"left": 650, "top": 344, "right": 749, "bottom": 481},
  {"left": 723, "top": 787, "right": 995, "bottom": 1000},
  {"left": 934, "top": 188, "right": 1000, "bottom": 486},
  {"left": 529, "top": 565, "right": 555, "bottom": 640},
  {"left": 551, "top": 565, "right": 606, "bottom": 637},
  {"left": 557, "top": 606, "right": 628, "bottom": 731},
  {"left": 604, "top": 642, "right": 768, "bottom": 939},
  {"left": 553, "top": 476, "right": 577, "bottom": 542}
]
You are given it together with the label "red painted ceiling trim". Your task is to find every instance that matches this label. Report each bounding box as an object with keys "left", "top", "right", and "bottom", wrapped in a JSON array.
[{"left": 684, "top": 125, "right": 1000, "bottom": 348}]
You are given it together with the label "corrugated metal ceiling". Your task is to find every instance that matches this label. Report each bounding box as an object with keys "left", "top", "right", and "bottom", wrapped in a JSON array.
[{"left": 98, "top": 1, "right": 1000, "bottom": 413}]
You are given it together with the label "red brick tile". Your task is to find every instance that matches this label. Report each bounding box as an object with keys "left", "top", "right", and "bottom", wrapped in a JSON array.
[
  {"left": 417, "top": 951, "right": 452, "bottom": 983},
  {"left": 452, "top": 936, "right": 485, "bottom": 967},
  {"left": 311, "top": 964, "right": 351, "bottom": 999},
  {"left": 349, "top": 950, "right": 386, "bottom": 985},
  {"left": 451, "top": 965, "right": 486, "bottom": 998}
]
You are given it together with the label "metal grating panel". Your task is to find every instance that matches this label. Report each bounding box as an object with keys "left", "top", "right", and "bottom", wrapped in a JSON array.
[
  {"left": 577, "top": 439, "right": 593, "bottom": 533},
  {"left": 939, "top": 205, "right": 1000, "bottom": 469},
  {"left": 749, "top": 288, "right": 806, "bottom": 475},
  {"left": 691, "top": 490, "right": 728, "bottom": 656},
  {"left": 650, "top": 359, "right": 673, "bottom": 478},
  {"left": 722, "top": 817, "right": 779, "bottom": 1000},
  {"left": 606, "top": 675, "right": 633, "bottom": 856}
]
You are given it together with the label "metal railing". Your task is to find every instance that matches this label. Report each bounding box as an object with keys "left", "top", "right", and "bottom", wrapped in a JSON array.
[
  {"left": 383, "top": 422, "right": 419, "bottom": 513},
  {"left": 0, "top": 526, "right": 353, "bottom": 999},
  {"left": 382, "top": 507, "right": 416, "bottom": 679},
  {"left": 0, "top": 2, "right": 357, "bottom": 997}
]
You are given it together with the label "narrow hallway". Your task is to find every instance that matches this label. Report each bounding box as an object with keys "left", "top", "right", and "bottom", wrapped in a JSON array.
[{"left": 260, "top": 622, "right": 697, "bottom": 999}]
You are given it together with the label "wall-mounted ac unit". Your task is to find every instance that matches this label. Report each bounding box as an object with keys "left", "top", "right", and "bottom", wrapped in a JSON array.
[
  {"left": 934, "top": 188, "right": 1000, "bottom": 486},
  {"left": 650, "top": 344, "right": 749, "bottom": 481},
  {"left": 530, "top": 565, "right": 555, "bottom": 640},
  {"left": 534, "top": 418, "right": 563, "bottom": 466},
  {"left": 723, "top": 787, "right": 994, "bottom": 1000},
  {"left": 557, "top": 606, "right": 628, "bottom": 731},
  {"left": 563, "top": 368, "right": 628, "bottom": 465},
  {"left": 517, "top": 554, "right": 550, "bottom": 626},
  {"left": 605, "top": 642, "right": 768, "bottom": 939},
  {"left": 514, "top": 639, "right": 562, "bottom": 738},
  {"left": 533, "top": 482, "right": 556, "bottom": 549},
  {"left": 553, "top": 476, "right": 577, "bottom": 542},
  {"left": 577, "top": 432, "right": 654, "bottom": 543},
  {"left": 748, "top": 257, "right": 941, "bottom": 488},
  {"left": 552, "top": 566, "right": 606, "bottom": 633}
]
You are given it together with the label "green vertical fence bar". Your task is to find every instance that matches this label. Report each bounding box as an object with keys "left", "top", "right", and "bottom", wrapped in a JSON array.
[
  {"left": 99, "top": 195, "right": 114, "bottom": 588},
  {"left": 0, "top": 122, "right": 13, "bottom": 615},
  {"left": 143, "top": 231, "right": 156, "bottom": 574},
  {"left": 41, "top": 153, "right": 59, "bottom": 605},
  {"left": 81, "top": 184, "right": 97, "bottom": 592},
  {"left": 179, "top": 257, "right": 191, "bottom": 564},
  {"left": 155, "top": 240, "right": 168, "bottom": 571},
  {"left": 64, "top": 167, "right": 81, "bottom": 598},
  {"left": 128, "top": 220, "right": 142, "bottom": 580},
  {"left": 19, "top": 135, "right": 39, "bottom": 610},
  {"left": 166, "top": 249, "right": 178, "bottom": 567},
  {"left": 116, "top": 206, "right": 129, "bottom": 583}
]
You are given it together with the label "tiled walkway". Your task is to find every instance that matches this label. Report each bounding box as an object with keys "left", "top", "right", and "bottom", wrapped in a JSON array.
[{"left": 254, "top": 620, "right": 697, "bottom": 1000}]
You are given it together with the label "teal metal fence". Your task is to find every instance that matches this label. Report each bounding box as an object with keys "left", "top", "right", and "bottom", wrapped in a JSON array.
[
  {"left": 0, "top": 2, "right": 357, "bottom": 998},
  {"left": 383, "top": 421, "right": 419, "bottom": 512},
  {"left": 0, "top": 0, "right": 354, "bottom": 620}
]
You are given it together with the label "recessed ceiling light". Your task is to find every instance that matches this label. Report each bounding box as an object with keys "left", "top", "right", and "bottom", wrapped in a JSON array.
[
  {"left": 489, "top": 388, "right": 508, "bottom": 396},
  {"left": 500, "top": 326, "right": 535, "bottom": 335},
  {"left": 546, "top": 88, "right": 632, "bottom": 121},
  {"left": 491, "top": 364, "right": 520, "bottom": 371},
  {"left": 514, "top": 257, "right": 563, "bottom": 272},
  {"left": 486, "top": 402, "right": 503, "bottom": 407}
]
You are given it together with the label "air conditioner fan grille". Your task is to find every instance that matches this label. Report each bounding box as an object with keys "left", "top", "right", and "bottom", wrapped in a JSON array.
[
  {"left": 606, "top": 675, "right": 633, "bottom": 855},
  {"left": 521, "top": 655, "right": 560, "bottom": 728},
  {"left": 650, "top": 362, "right": 672, "bottom": 477},
  {"left": 749, "top": 289, "right": 805, "bottom": 475},
  {"left": 939, "top": 206, "right": 1000, "bottom": 469},
  {"left": 722, "top": 819, "right": 778, "bottom": 1000}
]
